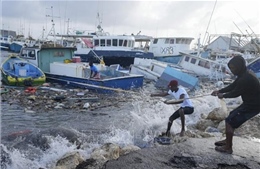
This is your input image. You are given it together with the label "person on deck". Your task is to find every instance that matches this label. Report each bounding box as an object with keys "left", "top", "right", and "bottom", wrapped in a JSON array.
[
  {"left": 89, "top": 61, "right": 100, "bottom": 79},
  {"left": 151, "top": 80, "right": 194, "bottom": 137},
  {"left": 211, "top": 55, "right": 260, "bottom": 154}
]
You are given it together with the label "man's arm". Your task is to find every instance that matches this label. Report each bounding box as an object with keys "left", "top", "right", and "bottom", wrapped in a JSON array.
[
  {"left": 151, "top": 92, "right": 169, "bottom": 97},
  {"left": 218, "top": 79, "right": 237, "bottom": 93},
  {"left": 164, "top": 94, "right": 185, "bottom": 104}
]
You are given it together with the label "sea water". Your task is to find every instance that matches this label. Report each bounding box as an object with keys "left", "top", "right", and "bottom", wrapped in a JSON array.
[{"left": 1, "top": 81, "right": 229, "bottom": 169}]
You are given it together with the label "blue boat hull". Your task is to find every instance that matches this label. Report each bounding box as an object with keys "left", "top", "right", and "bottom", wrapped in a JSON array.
[
  {"left": 1, "top": 56, "right": 46, "bottom": 86},
  {"left": 155, "top": 66, "right": 199, "bottom": 90},
  {"left": 154, "top": 55, "right": 182, "bottom": 64},
  {"left": 45, "top": 73, "right": 144, "bottom": 93},
  {"left": 10, "top": 43, "right": 23, "bottom": 53},
  {"left": 75, "top": 50, "right": 154, "bottom": 67},
  {"left": 0, "top": 43, "right": 10, "bottom": 51},
  {"left": 247, "top": 57, "right": 260, "bottom": 79}
]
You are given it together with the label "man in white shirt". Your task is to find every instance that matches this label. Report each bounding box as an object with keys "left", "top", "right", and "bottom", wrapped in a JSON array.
[{"left": 151, "top": 80, "right": 194, "bottom": 137}]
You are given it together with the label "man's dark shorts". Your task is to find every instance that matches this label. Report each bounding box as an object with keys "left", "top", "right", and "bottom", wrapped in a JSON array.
[
  {"left": 169, "top": 107, "right": 194, "bottom": 121},
  {"left": 226, "top": 104, "right": 260, "bottom": 129}
]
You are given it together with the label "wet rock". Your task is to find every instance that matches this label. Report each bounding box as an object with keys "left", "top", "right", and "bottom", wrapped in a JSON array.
[
  {"left": 2, "top": 127, "right": 81, "bottom": 151},
  {"left": 207, "top": 99, "right": 228, "bottom": 122},
  {"left": 195, "top": 119, "right": 216, "bottom": 131},
  {"left": 104, "top": 137, "right": 260, "bottom": 169},
  {"left": 1, "top": 145, "right": 12, "bottom": 169},
  {"left": 91, "top": 143, "right": 120, "bottom": 161},
  {"left": 76, "top": 158, "right": 98, "bottom": 169},
  {"left": 54, "top": 152, "right": 84, "bottom": 169},
  {"left": 120, "top": 145, "right": 141, "bottom": 156}
]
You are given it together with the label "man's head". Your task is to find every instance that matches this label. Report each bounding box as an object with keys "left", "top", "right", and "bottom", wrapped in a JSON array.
[
  {"left": 227, "top": 55, "right": 246, "bottom": 76},
  {"left": 89, "top": 61, "right": 93, "bottom": 67},
  {"left": 168, "top": 80, "right": 178, "bottom": 92}
]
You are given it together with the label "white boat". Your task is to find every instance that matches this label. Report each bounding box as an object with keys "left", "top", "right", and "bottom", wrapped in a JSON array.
[
  {"left": 54, "top": 20, "right": 154, "bottom": 68},
  {"left": 75, "top": 33, "right": 154, "bottom": 67},
  {"left": 130, "top": 58, "right": 199, "bottom": 90},
  {"left": 148, "top": 37, "right": 194, "bottom": 64},
  {"left": 178, "top": 52, "right": 231, "bottom": 81},
  {"left": 0, "top": 36, "right": 13, "bottom": 50},
  {"left": 18, "top": 45, "right": 144, "bottom": 93}
]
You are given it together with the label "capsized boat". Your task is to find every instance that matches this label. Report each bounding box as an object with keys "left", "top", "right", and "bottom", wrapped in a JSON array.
[
  {"left": 19, "top": 46, "right": 144, "bottom": 93},
  {"left": 1, "top": 55, "right": 46, "bottom": 86}
]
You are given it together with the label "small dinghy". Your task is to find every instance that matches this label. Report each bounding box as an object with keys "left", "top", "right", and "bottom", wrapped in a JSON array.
[{"left": 1, "top": 55, "right": 46, "bottom": 86}]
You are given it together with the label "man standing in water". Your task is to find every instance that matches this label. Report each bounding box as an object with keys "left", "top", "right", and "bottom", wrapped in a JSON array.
[
  {"left": 151, "top": 80, "right": 194, "bottom": 137},
  {"left": 212, "top": 55, "right": 260, "bottom": 154}
]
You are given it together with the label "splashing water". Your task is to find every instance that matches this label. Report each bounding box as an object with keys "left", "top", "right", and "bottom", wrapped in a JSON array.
[{"left": 1, "top": 82, "right": 244, "bottom": 169}]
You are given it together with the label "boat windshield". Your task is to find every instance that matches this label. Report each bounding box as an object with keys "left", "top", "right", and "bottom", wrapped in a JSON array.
[{"left": 94, "top": 38, "right": 134, "bottom": 48}]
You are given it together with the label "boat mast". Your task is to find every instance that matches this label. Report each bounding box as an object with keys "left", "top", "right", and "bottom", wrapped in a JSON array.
[
  {"left": 46, "top": 6, "right": 60, "bottom": 46},
  {"left": 202, "top": 0, "right": 217, "bottom": 47}
]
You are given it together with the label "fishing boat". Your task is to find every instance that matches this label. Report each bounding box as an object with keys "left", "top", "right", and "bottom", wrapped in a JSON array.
[
  {"left": 178, "top": 52, "right": 231, "bottom": 81},
  {"left": 1, "top": 55, "right": 46, "bottom": 86},
  {"left": 54, "top": 16, "right": 154, "bottom": 68},
  {"left": 247, "top": 56, "right": 260, "bottom": 79},
  {"left": 130, "top": 58, "right": 199, "bottom": 90},
  {"left": 149, "top": 37, "right": 194, "bottom": 64},
  {"left": 0, "top": 36, "right": 13, "bottom": 50},
  {"left": 19, "top": 45, "right": 144, "bottom": 93}
]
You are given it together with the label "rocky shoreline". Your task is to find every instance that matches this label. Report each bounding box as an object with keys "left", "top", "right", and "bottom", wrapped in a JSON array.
[
  {"left": 103, "top": 136, "right": 260, "bottom": 169},
  {"left": 50, "top": 132, "right": 260, "bottom": 169},
  {"left": 2, "top": 82, "right": 260, "bottom": 169}
]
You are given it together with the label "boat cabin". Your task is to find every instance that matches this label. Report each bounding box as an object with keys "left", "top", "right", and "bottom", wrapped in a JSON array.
[
  {"left": 149, "top": 37, "right": 194, "bottom": 57},
  {"left": 92, "top": 35, "right": 135, "bottom": 51},
  {"left": 179, "top": 53, "right": 229, "bottom": 80},
  {"left": 19, "top": 46, "right": 77, "bottom": 73}
]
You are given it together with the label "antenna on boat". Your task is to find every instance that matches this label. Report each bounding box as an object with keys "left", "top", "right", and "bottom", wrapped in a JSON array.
[
  {"left": 41, "top": 26, "right": 45, "bottom": 39},
  {"left": 66, "top": 18, "right": 71, "bottom": 35},
  {"left": 202, "top": 0, "right": 217, "bottom": 47},
  {"left": 46, "top": 6, "right": 60, "bottom": 46}
]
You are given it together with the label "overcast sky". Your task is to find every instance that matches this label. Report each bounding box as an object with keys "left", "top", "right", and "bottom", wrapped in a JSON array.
[{"left": 1, "top": 0, "right": 259, "bottom": 45}]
